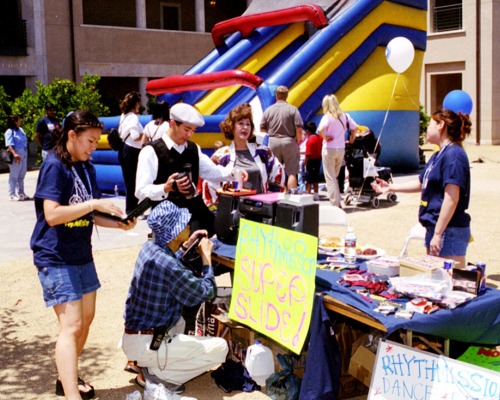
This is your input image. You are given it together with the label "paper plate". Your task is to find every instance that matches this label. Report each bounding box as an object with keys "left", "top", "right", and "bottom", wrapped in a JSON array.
[
  {"left": 342, "top": 246, "right": 385, "bottom": 260},
  {"left": 318, "top": 237, "right": 344, "bottom": 252}
]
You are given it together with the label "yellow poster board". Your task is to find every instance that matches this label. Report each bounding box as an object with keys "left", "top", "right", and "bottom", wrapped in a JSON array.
[{"left": 228, "top": 218, "right": 318, "bottom": 354}]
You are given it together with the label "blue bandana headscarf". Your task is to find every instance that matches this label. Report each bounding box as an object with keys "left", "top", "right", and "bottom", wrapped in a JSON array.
[{"left": 147, "top": 201, "right": 191, "bottom": 248}]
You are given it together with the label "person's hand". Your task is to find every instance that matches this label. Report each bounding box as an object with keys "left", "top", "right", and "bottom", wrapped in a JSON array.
[
  {"left": 371, "top": 178, "right": 390, "bottom": 194},
  {"left": 14, "top": 153, "right": 21, "bottom": 164},
  {"left": 174, "top": 173, "right": 192, "bottom": 195},
  {"left": 429, "top": 233, "right": 442, "bottom": 256},
  {"left": 241, "top": 169, "right": 249, "bottom": 182},
  {"left": 185, "top": 230, "right": 208, "bottom": 248},
  {"left": 93, "top": 198, "right": 126, "bottom": 217},
  {"left": 118, "top": 217, "right": 137, "bottom": 230},
  {"left": 198, "top": 237, "right": 214, "bottom": 257}
]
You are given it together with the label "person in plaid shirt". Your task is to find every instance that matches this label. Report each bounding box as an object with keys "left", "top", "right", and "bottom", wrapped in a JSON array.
[{"left": 121, "top": 200, "right": 228, "bottom": 395}]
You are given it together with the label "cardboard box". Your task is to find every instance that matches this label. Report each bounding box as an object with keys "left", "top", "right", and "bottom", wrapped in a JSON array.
[
  {"left": 215, "top": 317, "right": 308, "bottom": 378},
  {"left": 348, "top": 335, "right": 376, "bottom": 387},
  {"left": 399, "top": 255, "right": 452, "bottom": 277}
]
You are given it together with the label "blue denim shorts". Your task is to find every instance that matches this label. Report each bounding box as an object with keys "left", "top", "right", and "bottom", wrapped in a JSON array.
[
  {"left": 37, "top": 262, "right": 101, "bottom": 307},
  {"left": 425, "top": 226, "right": 471, "bottom": 257}
]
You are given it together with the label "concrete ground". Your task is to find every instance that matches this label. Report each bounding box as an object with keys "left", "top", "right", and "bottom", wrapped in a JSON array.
[{"left": 0, "top": 142, "right": 498, "bottom": 400}]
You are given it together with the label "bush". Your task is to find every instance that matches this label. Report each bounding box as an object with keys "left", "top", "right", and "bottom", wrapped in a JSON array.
[{"left": 419, "top": 105, "right": 430, "bottom": 146}]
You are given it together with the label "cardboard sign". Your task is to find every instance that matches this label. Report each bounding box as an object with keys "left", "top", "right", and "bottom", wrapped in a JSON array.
[
  {"left": 228, "top": 218, "right": 317, "bottom": 354},
  {"left": 368, "top": 340, "right": 500, "bottom": 399}
]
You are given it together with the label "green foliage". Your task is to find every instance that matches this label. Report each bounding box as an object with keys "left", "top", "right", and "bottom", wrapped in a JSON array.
[
  {"left": 0, "top": 86, "right": 12, "bottom": 143},
  {"left": 10, "top": 74, "right": 110, "bottom": 142},
  {"left": 419, "top": 105, "right": 430, "bottom": 146}
]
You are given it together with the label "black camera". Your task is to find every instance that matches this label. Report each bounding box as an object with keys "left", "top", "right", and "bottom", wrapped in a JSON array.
[{"left": 174, "top": 163, "right": 197, "bottom": 199}]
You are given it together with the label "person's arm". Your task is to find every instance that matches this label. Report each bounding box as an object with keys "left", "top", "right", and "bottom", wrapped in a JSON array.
[
  {"left": 134, "top": 146, "right": 173, "bottom": 201},
  {"left": 348, "top": 129, "right": 357, "bottom": 144},
  {"left": 5, "top": 131, "right": 20, "bottom": 163},
  {"left": 429, "top": 184, "right": 460, "bottom": 255},
  {"left": 295, "top": 127, "right": 303, "bottom": 145},
  {"left": 198, "top": 145, "right": 247, "bottom": 182},
  {"left": 371, "top": 177, "right": 422, "bottom": 195},
  {"left": 43, "top": 198, "right": 127, "bottom": 227}
]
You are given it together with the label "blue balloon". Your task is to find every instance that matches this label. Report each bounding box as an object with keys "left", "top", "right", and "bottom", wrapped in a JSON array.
[{"left": 443, "top": 90, "right": 473, "bottom": 115}]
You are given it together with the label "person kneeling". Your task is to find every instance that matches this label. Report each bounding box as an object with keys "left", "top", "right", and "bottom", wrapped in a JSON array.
[{"left": 121, "top": 200, "right": 228, "bottom": 397}]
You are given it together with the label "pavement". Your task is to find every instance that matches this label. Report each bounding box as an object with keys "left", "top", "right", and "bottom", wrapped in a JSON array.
[{"left": 0, "top": 169, "right": 151, "bottom": 265}]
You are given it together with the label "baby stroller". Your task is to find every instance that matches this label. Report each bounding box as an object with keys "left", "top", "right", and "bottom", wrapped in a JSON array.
[{"left": 344, "top": 129, "right": 397, "bottom": 208}]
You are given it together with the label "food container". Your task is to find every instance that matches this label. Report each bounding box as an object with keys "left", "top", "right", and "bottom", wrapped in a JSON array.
[
  {"left": 398, "top": 255, "right": 452, "bottom": 277},
  {"left": 366, "top": 257, "right": 400, "bottom": 277}
]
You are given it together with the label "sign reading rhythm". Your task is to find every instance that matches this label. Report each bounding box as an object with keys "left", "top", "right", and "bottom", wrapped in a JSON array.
[
  {"left": 228, "top": 218, "right": 317, "bottom": 354},
  {"left": 369, "top": 340, "right": 500, "bottom": 399}
]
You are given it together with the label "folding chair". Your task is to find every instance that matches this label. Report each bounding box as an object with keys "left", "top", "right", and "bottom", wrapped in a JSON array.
[
  {"left": 318, "top": 205, "right": 349, "bottom": 227},
  {"left": 399, "top": 223, "right": 426, "bottom": 257}
]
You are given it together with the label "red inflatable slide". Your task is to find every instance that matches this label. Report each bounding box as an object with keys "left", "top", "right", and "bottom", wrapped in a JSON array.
[{"left": 212, "top": 4, "right": 328, "bottom": 47}]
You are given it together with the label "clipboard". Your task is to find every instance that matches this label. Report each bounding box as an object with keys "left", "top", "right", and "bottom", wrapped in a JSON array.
[{"left": 94, "top": 197, "right": 152, "bottom": 223}]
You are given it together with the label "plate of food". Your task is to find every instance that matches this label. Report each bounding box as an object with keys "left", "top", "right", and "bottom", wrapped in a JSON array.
[
  {"left": 342, "top": 246, "right": 385, "bottom": 260},
  {"left": 318, "top": 236, "right": 344, "bottom": 252}
]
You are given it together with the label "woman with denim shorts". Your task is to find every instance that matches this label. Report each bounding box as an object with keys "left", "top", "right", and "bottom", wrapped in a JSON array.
[
  {"left": 372, "top": 109, "right": 472, "bottom": 268},
  {"left": 30, "top": 110, "right": 136, "bottom": 399}
]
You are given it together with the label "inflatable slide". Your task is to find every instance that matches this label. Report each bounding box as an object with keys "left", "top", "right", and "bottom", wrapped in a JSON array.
[{"left": 94, "top": 0, "right": 427, "bottom": 193}]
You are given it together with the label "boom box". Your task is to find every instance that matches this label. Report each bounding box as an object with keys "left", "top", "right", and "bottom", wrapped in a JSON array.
[{"left": 274, "top": 202, "right": 319, "bottom": 237}]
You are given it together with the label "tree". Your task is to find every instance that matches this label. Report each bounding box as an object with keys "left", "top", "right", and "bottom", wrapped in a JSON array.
[
  {"left": 0, "top": 86, "right": 12, "bottom": 144},
  {"left": 11, "top": 74, "right": 110, "bottom": 142}
]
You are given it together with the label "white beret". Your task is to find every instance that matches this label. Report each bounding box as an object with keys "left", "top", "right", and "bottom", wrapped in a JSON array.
[{"left": 170, "top": 103, "right": 205, "bottom": 127}]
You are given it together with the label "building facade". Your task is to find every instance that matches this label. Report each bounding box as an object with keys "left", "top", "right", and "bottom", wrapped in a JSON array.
[
  {"left": 422, "top": 0, "right": 500, "bottom": 144},
  {"left": 0, "top": 0, "right": 247, "bottom": 111},
  {"left": 0, "top": 0, "right": 498, "bottom": 144}
]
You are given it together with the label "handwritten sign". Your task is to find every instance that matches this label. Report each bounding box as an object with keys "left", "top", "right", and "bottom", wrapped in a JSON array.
[
  {"left": 228, "top": 218, "right": 317, "bottom": 354},
  {"left": 369, "top": 340, "right": 500, "bottom": 399}
]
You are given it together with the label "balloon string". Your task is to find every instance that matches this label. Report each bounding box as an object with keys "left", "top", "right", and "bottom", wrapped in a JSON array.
[{"left": 351, "top": 73, "right": 399, "bottom": 207}]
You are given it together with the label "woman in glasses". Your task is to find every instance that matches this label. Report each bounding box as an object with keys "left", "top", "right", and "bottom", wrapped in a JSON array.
[
  {"left": 30, "top": 110, "right": 136, "bottom": 399},
  {"left": 372, "top": 109, "right": 472, "bottom": 268}
]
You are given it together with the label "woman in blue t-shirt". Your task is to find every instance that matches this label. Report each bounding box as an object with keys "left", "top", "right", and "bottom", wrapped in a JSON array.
[
  {"left": 30, "top": 110, "right": 136, "bottom": 399},
  {"left": 372, "top": 109, "right": 472, "bottom": 268},
  {"left": 4, "top": 114, "right": 29, "bottom": 201}
]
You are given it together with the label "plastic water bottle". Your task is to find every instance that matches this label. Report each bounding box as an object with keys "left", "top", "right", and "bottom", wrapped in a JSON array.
[
  {"left": 344, "top": 226, "right": 357, "bottom": 264},
  {"left": 114, "top": 184, "right": 119, "bottom": 197},
  {"left": 245, "top": 341, "right": 274, "bottom": 386}
]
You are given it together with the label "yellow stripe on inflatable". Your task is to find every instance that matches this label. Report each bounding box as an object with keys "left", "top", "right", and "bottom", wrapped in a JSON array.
[
  {"left": 197, "top": 22, "right": 305, "bottom": 115},
  {"left": 98, "top": 134, "right": 110, "bottom": 150},
  {"left": 97, "top": 132, "right": 229, "bottom": 151},
  {"left": 338, "top": 49, "right": 424, "bottom": 111},
  {"left": 288, "top": 2, "right": 426, "bottom": 107}
]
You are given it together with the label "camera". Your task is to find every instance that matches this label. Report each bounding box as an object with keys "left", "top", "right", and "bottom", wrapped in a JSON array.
[{"left": 175, "top": 163, "right": 197, "bottom": 199}]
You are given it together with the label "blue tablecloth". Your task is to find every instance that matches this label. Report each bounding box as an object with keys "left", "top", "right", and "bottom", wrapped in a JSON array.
[
  {"left": 212, "top": 240, "right": 500, "bottom": 345},
  {"left": 315, "top": 268, "right": 500, "bottom": 345}
]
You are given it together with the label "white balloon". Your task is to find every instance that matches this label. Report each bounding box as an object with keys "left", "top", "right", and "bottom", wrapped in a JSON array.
[{"left": 385, "top": 37, "right": 415, "bottom": 73}]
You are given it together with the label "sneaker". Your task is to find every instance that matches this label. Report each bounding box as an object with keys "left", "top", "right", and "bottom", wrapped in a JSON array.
[
  {"left": 9, "top": 195, "right": 19, "bottom": 201},
  {"left": 18, "top": 194, "right": 30, "bottom": 201},
  {"left": 143, "top": 380, "right": 196, "bottom": 400},
  {"left": 142, "top": 368, "right": 185, "bottom": 394}
]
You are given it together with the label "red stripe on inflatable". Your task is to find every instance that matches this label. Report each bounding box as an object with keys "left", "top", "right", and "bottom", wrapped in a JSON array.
[
  {"left": 145, "top": 70, "right": 264, "bottom": 95},
  {"left": 212, "top": 4, "right": 329, "bottom": 47}
]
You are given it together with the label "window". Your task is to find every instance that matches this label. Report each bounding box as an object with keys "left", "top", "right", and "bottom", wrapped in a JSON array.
[
  {"left": 0, "top": 0, "right": 27, "bottom": 55},
  {"left": 161, "top": 3, "right": 181, "bottom": 31},
  {"left": 432, "top": 0, "right": 462, "bottom": 32}
]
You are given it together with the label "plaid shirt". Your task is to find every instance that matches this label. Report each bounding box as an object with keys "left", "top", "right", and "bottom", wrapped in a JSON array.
[{"left": 124, "top": 240, "right": 216, "bottom": 331}]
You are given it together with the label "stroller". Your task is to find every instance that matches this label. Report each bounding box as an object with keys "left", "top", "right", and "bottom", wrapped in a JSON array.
[{"left": 344, "top": 129, "right": 397, "bottom": 208}]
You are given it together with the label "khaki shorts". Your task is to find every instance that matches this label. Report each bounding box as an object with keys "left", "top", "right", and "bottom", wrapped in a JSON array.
[{"left": 268, "top": 136, "right": 300, "bottom": 176}]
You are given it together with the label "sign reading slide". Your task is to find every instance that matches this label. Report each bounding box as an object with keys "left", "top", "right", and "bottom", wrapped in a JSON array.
[
  {"left": 228, "top": 218, "right": 318, "bottom": 354},
  {"left": 369, "top": 340, "right": 500, "bottom": 400}
]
